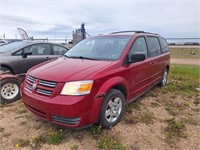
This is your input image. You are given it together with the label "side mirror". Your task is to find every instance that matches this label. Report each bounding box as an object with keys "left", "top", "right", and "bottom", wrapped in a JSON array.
[
  {"left": 22, "top": 51, "right": 32, "bottom": 58},
  {"left": 129, "top": 53, "right": 145, "bottom": 63}
]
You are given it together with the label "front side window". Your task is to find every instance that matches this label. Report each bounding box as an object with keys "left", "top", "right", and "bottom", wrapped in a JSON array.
[
  {"left": 146, "top": 37, "right": 161, "bottom": 57},
  {"left": 128, "top": 37, "right": 148, "bottom": 59},
  {"left": 65, "top": 36, "right": 132, "bottom": 60},
  {"left": 24, "top": 44, "right": 51, "bottom": 55}
]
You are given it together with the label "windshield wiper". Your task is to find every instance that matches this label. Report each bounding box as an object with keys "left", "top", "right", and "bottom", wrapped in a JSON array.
[{"left": 64, "top": 55, "right": 97, "bottom": 60}]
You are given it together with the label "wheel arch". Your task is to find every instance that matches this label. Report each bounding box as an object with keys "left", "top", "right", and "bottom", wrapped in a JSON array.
[
  {"left": 1, "top": 64, "right": 14, "bottom": 74},
  {"left": 97, "top": 76, "right": 128, "bottom": 99},
  {"left": 166, "top": 64, "right": 170, "bottom": 72},
  {"left": 89, "top": 76, "right": 128, "bottom": 124}
]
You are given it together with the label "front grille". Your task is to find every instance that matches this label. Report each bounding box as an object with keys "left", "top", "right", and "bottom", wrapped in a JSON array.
[
  {"left": 26, "top": 75, "right": 57, "bottom": 97},
  {"left": 39, "top": 80, "right": 57, "bottom": 87},
  {"left": 27, "top": 75, "right": 36, "bottom": 83},
  {"left": 26, "top": 84, "right": 34, "bottom": 91},
  {"left": 51, "top": 115, "right": 80, "bottom": 125},
  {"left": 37, "top": 88, "right": 53, "bottom": 96}
]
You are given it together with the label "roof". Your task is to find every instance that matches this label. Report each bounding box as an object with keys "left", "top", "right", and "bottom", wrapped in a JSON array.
[{"left": 109, "top": 31, "right": 160, "bottom": 36}]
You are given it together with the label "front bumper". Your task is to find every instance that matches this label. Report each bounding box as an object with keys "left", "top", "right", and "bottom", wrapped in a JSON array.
[{"left": 21, "top": 83, "right": 103, "bottom": 128}]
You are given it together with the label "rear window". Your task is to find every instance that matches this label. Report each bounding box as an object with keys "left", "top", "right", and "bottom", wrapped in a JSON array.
[
  {"left": 53, "top": 45, "right": 68, "bottom": 55},
  {"left": 146, "top": 37, "right": 161, "bottom": 57},
  {"left": 0, "top": 41, "right": 27, "bottom": 53},
  {"left": 159, "top": 37, "right": 169, "bottom": 53}
]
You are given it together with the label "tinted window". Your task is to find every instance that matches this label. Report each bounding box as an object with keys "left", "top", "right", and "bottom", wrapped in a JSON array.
[
  {"left": 128, "top": 37, "right": 148, "bottom": 58},
  {"left": 24, "top": 44, "right": 51, "bottom": 55},
  {"left": 146, "top": 37, "right": 161, "bottom": 57},
  {"left": 53, "top": 45, "right": 68, "bottom": 55},
  {"left": 159, "top": 38, "right": 169, "bottom": 53}
]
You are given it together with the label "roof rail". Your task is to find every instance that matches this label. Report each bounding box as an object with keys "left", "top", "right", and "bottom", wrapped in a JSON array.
[
  {"left": 110, "top": 31, "right": 159, "bottom": 35},
  {"left": 110, "top": 31, "right": 144, "bottom": 34}
]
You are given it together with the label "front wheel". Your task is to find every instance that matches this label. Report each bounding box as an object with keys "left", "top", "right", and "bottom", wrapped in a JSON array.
[
  {"left": 98, "top": 89, "right": 125, "bottom": 128},
  {"left": 159, "top": 68, "right": 168, "bottom": 86},
  {"left": 0, "top": 78, "right": 21, "bottom": 104}
]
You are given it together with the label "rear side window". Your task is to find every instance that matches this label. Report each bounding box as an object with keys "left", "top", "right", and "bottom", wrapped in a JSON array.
[
  {"left": 159, "top": 37, "right": 169, "bottom": 53},
  {"left": 146, "top": 37, "right": 161, "bottom": 57}
]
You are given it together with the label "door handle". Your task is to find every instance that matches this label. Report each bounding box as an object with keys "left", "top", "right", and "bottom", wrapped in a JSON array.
[
  {"left": 44, "top": 57, "right": 51, "bottom": 60},
  {"left": 148, "top": 60, "right": 157, "bottom": 64}
]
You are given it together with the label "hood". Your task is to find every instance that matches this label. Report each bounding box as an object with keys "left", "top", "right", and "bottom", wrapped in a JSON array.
[{"left": 28, "top": 57, "right": 112, "bottom": 82}]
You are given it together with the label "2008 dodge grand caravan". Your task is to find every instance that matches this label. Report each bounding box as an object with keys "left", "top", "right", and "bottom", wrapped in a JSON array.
[{"left": 21, "top": 31, "right": 170, "bottom": 128}]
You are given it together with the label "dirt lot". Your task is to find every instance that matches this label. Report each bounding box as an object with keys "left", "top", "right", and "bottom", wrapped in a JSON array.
[
  {"left": 0, "top": 65, "right": 199, "bottom": 150},
  {"left": 170, "top": 58, "right": 200, "bottom": 66}
]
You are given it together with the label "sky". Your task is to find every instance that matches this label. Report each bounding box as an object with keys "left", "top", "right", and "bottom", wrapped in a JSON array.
[{"left": 0, "top": 0, "right": 199, "bottom": 41}]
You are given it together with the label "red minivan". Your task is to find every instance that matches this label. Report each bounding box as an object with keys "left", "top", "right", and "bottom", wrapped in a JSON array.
[{"left": 21, "top": 31, "right": 170, "bottom": 128}]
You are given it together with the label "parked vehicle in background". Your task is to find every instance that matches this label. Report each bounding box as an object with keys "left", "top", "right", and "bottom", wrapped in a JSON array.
[
  {"left": 21, "top": 31, "right": 170, "bottom": 129},
  {"left": 0, "top": 41, "right": 68, "bottom": 104},
  {"left": 0, "top": 39, "right": 22, "bottom": 47},
  {"left": 0, "top": 40, "right": 8, "bottom": 46},
  {"left": 184, "top": 42, "right": 200, "bottom": 46}
]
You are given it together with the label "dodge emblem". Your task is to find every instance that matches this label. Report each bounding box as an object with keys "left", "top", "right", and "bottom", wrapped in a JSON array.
[{"left": 32, "top": 83, "right": 37, "bottom": 90}]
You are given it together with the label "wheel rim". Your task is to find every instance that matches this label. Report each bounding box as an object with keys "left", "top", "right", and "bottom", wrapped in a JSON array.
[
  {"left": 1, "top": 83, "right": 19, "bottom": 100},
  {"left": 105, "top": 97, "right": 122, "bottom": 123},
  {"left": 162, "top": 70, "right": 168, "bottom": 85}
]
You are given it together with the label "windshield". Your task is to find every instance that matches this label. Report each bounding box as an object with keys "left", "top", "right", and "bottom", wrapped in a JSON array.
[
  {"left": 65, "top": 35, "right": 132, "bottom": 61},
  {"left": 0, "top": 41, "right": 27, "bottom": 53}
]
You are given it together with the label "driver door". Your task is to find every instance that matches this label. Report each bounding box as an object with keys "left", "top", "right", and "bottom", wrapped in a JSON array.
[{"left": 18, "top": 44, "right": 52, "bottom": 74}]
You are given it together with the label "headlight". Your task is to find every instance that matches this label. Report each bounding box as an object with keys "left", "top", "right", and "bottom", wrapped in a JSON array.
[{"left": 61, "top": 80, "right": 93, "bottom": 95}]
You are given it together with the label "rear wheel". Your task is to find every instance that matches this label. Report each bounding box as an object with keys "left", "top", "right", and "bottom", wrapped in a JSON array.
[
  {"left": 159, "top": 68, "right": 168, "bottom": 86},
  {"left": 0, "top": 78, "right": 21, "bottom": 104},
  {"left": 98, "top": 89, "right": 125, "bottom": 128}
]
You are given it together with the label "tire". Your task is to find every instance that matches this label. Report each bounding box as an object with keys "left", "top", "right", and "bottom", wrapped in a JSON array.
[
  {"left": 98, "top": 89, "right": 125, "bottom": 128},
  {"left": 0, "top": 78, "right": 21, "bottom": 104},
  {"left": 159, "top": 68, "right": 168, "bottom": 86}
]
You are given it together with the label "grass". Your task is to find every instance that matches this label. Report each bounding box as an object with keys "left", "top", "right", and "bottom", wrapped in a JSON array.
[
  {"left": 164, "top": 65, "right": 199, "bottom": 96},
  {"left": 17, "top": 107, "right": 27, "bottom": 114},
  {"left": 124, "top": 111, "right": 155, "bottom": 125},
  {"left": 170, "top": 47, "right": 200, "bottom": 58},
  {"left": 47, "top": 130, "right": 64, "bottom": 145},
  {"left": 33, "top": 135, "right": 47, "bottom": 146},
  {"left": 184, "top": 116, "right": 198, "bottom": 125},
  {"left": 17, "top": 139, "right": 30, "bottom": 147},
  {"left": 124, "top": 114, "right": 139, "bottom": 124},
  {"left": 165, "top": 103, "right": 179, "bottom": 116},
  {"left": 138, "top": 111, "right": 155, "bottom": 124},
  {"left": 165, "top": 101, "right": 189, "bottom": 116},
  {"left": 165, "top": 117, "right": 186, "bottom": 140},
  {"left": 193, "top": 98, "right": 200, "bottom": 105},
  {"left": 97, "top": 135, "right": 125, "bottom": 150},
  {"left": 90, "top": 125, "right": 103, "bottom": 136},
  {"left": 126, "top": 99, "right": 142, "bottom": 113},
  {"left": 71, "top": 145, "right": 79, "bottom": 150}
]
